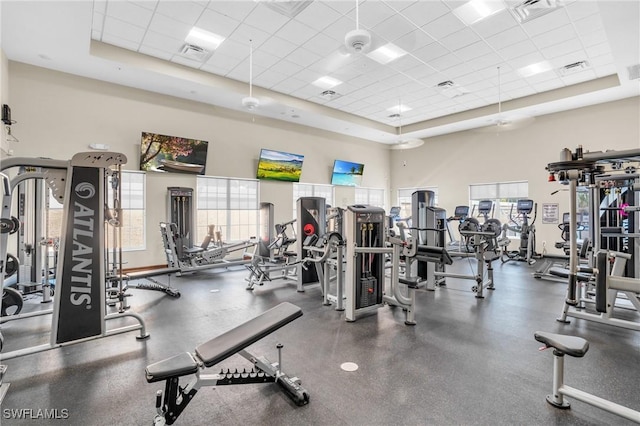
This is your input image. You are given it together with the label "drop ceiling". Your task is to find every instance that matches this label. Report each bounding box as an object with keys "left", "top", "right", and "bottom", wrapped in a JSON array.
[{"left": 1, "top": 0, "right": 639, "bottom": 145}]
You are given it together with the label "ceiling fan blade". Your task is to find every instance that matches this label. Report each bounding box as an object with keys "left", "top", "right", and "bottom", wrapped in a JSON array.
[{"left": 475, "top": 115, "right": 535, "bottom": 133}]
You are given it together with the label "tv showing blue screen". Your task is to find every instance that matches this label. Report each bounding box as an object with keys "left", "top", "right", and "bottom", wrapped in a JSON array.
[{"left": 331, "top": 160, "right": 364, "bottom": 186}]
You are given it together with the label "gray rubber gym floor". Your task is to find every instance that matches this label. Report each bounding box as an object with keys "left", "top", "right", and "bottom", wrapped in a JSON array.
[{"left": 2, "top": 259, "right": 639, "bottom": 425}]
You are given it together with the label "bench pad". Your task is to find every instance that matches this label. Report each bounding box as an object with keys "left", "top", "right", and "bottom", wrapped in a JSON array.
[
  {"left": 548, "top": 267, "right": 591, "bottom": 282},
  {"left": 125, "top": 268, "right": 180, "bottom": 280},
  {"left": 145, "top": 352, "right": 199, "bottom": 383},
  {"left": 195, "top": 302, "right": 302, "bottom": 368},
  {"left": 534, "top": 331, "right": 589, "bottom": 357}
]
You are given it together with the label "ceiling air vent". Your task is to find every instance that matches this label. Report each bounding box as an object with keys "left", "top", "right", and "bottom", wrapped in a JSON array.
[
  {"left": 558, "top": 60, "right": 590, "bottom": 76},
  {"left": 510, "top": 0, "right": 565, "bottom": 23},
  {"left": 436, "top": 80, "right": 468, "bottom": 99},
  {"left": 320, "top": 90, "right": 341, "bottom": 100},
  {"left": 179, "top": 43, "right": 212, "bottom": 62},
  {"left": 627, "top": 64, "right": 640, "bottom": 80},
  {"left": 263, "top": 0, "right": 314, "bottom": 18},
  {"left": 388, "top": 113, "right": 401, "bottom": 118}
]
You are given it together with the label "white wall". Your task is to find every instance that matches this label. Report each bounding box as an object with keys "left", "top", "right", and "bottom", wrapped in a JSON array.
[
  {"left": 0, "top": 48, "right": 9, "bottom": 155},
  {"left": 391, "top": 96, "right": 640, "bottom": 255},
  {"left": 7, "top": 62, "right": 390, "bottom": 267}
]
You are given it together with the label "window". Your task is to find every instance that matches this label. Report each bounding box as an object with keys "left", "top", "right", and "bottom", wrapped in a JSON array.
[
  {"left": 293, "top": 183, "right": 334, "bottom": 219},
  {"left": 469, "top": 181, "right": 528, "bottom": 235},
  {"left": 47, "top": 171, "right": 146, "bottom": 251},
  {"left": 107, "top": 171, "right": 146, "bottom": 251},
  {"left": 397, "top": 187, "right": 438, "bottom": 219},
  {"left": 355, "top": 187, "right": 385, "bottom": 209},
  {"left": 197, "top": 176, "right": 259, "bottom": 242}
]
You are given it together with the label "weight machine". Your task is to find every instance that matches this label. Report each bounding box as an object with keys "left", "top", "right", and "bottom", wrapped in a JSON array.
[
  {"left": 0, "top": 153, "right": 149, "bottom": 360},
  {"left": 546, "top": 145, "right": 640, "bottom": 332},
  {"left": 344, "top": 205, "right": 418, "bottom": 325},
  {"left": 500, "top": 199, "right": 539, "bottom": 265}
]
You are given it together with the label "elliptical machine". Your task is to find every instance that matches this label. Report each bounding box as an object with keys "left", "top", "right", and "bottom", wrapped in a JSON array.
[{"left": 501, "top": 199, "right": 538, "bottom": 265}]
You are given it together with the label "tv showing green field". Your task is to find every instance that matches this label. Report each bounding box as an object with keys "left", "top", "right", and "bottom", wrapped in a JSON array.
[
  {"left": 331, "top": 160, "right": 364, "bottom": 186},
  {"left": 256, "top": 149, "right": 304, "bottom": 182}
]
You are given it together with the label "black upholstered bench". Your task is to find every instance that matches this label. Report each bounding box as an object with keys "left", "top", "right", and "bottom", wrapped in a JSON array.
[{"left": 146, "top": 302, "right": 308, "bottom": 425}]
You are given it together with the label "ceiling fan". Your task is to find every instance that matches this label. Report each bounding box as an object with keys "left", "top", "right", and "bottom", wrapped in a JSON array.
[
  {"left": 242, "top": 39, "right": 260, "bottom": 111},
  {"left": 476, "top": 66, "right": 535, "bottom": 133}
]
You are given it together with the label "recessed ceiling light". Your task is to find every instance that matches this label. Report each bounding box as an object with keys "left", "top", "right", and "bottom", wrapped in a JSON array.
[
  {"left": 312, "top": 76, "right": 343, "bottom": 90},
  {"left": 518, "top": 61, "right": 553, "bottom": 77},
  {"left": 453, "top": 0, "right": 505, "bottom": 25},
  {"left": 366, "top": 43, "right": 407, "bottom": 65},
  {"left": 185, "top": 27, "right": 225, "bottom": 51},
  {"left": 387, "top": 104, "right": 412, "bottom": 114}
]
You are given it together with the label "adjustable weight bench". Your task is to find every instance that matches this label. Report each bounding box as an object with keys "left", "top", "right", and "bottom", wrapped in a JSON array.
[{"left": 146, "top": 302, "right": 309, "bottom": 425}]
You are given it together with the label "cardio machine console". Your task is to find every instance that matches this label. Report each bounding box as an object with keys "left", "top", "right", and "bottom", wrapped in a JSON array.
[{"left": 516, "top": 199, "right": 534, "bottom": 215}]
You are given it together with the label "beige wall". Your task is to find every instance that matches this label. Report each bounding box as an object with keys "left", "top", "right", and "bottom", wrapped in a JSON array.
[
  {"left": 7, "top": 62, "right": 390, "bottom": 267},
  {"left": 0, "top": 48, "right": 9, "bottom": 154},
  {"left": 391, "top": 96, "right": 640, "bottom": 255}
]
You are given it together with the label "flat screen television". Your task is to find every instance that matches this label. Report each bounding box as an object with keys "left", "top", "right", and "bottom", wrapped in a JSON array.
[
  {"left": 256, "top": 149, "right": 304, "bottom": 182},
  {"left": 140, "top": 132, "right": 208, "bottom": 175},
  {"left": 331, "top": 160, "right": 364, "bottom": 186}
]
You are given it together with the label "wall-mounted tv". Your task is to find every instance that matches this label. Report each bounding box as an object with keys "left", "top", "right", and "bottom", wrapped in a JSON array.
[
  {"left": 256, "top": 149, "right": 304, "bottom": 182},
  {"left": 331, "top": 160, "right": 364, "bottom": 186},
  {"left": 140, "top": 132, "right": 208, "bottom": 175}
]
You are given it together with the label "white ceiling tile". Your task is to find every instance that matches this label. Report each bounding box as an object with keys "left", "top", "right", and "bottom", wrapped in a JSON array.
[
  {"left": 270, "top": 77, "right": 308, "bottom": 94},
  {"left": 105, "top": 1, "right": 154, "bottom": 28},
  {"left": 397, "top": 1, "right": 450, "bottom": 27},
  {"left": 215, "top": 38, "right": 250, "bottom": 60},
  {"left": 588, "top": 53, "right": 614, "bottom": 68},
  {"left": 103, "top": 17, "right": 147, "bottom": 44},
  {"left": 498, "top": 40, "right": 538, "bottom": 60},
  {"left": 195, "top": 9, "right": 241, "bottom": 38},
  {"left": 286, "top": 47, "right": 322, "bottom": 68},
  {"left": 204, "top": 52, "right": 242, "bottom": 71},
  {"left": 412, "top": 42, "right": 449, "bottom": 63},
  {"left": 322, "top": 16, "right": 359, "bottom": 42},
  {"left": 226, "top": 60, "right": 267, "bottom": 82},
  {"left": 359, "top": 1, "right": 395, "bottom": 28},
  {"left": 393, "top": 30, "right": 435, "bottom": 53},
  {"left": 148, "top": 14, "right": 191, "bottom": 41},
  {"left": 585, "top": 42, "right": 612, "bottom": 59},
  {"left": 293, "top": 68, "right": 324, "bottom": 84},
  {"left": 139, "top": 45, "right": 174, "bottom": 61},
  {"left": 454, "top": 40, "right": 493, "bottom": 61},
  {"left": 485, "top": 25, "right": 528, "bottom": 51},
  {"left": 142, "top": 30, "right": 184, "bottom": 55},
  {"left": 230, "top": 24, "right": 271, "bottom": 48},
  {"left": 92, "top": 29, "right": 102, "bottom": 40},
  {"left": 532, "top": 80, "right": 563, "bottom": 93},
  {"left": 471, "top": 52, "right": 504, "bottom": 71},
  {"left": 206, "top": 1, "right": 258, "bottom": 22},
  {"left": 93, "top": 1, "right": 107, "bottom": 14},
  {"left": 427, "top": 53, "right": 463, "bottom": 72},
  {"left": 439, "top": 27, "right": 481, "bottom": 52},
  {"left": 102, "top": 33, "right": 141, "bottom": 51},
  {"left": 547, "top": 50, "right": 589, "bottom": 68},
  {"left": 324, "top": 1, "right": 355, "bottom": 16},
  {"left": 253, "top": 69, "right": 288, "bottom": 88},
  {"left": 294, "top": 2, "right": 343, "bottom": 32},
  {"left": 251, "top": 50, "right": 282, "bottom": 69},
  {"left": 421, "top": 12, "right": 467, "bottom": 40},
  {"left": 472, "top": 9, "right": 517, "bottom": 39},
  {"left": 532, "top": 24, "right": 578, "bottom": 50},
  {"left": 305, "top": 32, "right": 342, "bottom": 57},
  {"left": 525, "top": 71, "right": 559, "bottom": 85},
  {"left": 129, "top": 1, "right": 158, "bottom": 11},
  {"left": 371, "top": 14, "right": 416, "bottom": 42},
  {"left": 403, "top": 63, "right": 437, "bottom": 80},
  {"left": 508, "top": 51, "right": 546, "bottom": 69},
  {"left": 275, "top": 20, "right": 318, "bottom": 45},
  {"left": 93, "top": 12, "right": 105, "bottom": 33},
  {"left": 593, "top": 63, "right": 617, "bottom": 78},
  {"left": 259, "top": 36, "right": 298, "bottom": 59},
  {"left": 269, "top": 59, "right": 304, "bottom": 76},
  {"left": 579, "top": 29, "right": 608, "bottom": 48},
  {"left": 541, "top": 38, "right": 584, "bottom": 59},
  {"left": 244, "top": 4, "right": 291, "bottom": 33},
  {"left": 388, "top": 54, "right": 425, "bottom": 72},
  {"left": 521, "top": 8, "right": 570, "bottom": 37},
  {"left": 291, "top": 85, "right": 326, "bottom": 99},
  {"left": 504, "top": 87, "right": 536, "bottom": 99},
  {"left": 155, "top": 1, "right": 206, "bottom": 25},
  {"left": 572, "top": 14, "right": 605, "bottom": 37},
  {"left": 565, "top": 0, "right": 600, "bottom": 21}
]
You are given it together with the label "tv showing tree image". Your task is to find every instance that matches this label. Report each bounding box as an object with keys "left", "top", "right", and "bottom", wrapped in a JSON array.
[
  {"left": 331, "top": 160, "right": 364, "bottom": 186},
  {"left": 256, "top": 149, "right": 304, "bottom": 182},
  {"left": 140, "top": 132, "right": 208, "bottom": 175}
]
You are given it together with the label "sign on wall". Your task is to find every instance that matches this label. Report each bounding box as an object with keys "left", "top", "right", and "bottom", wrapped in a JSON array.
[{"left": 542, "top": 203, "right": 559, "bottom": 224}]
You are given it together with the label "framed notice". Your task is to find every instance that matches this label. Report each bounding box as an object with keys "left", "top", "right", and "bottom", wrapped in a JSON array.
[{"left": 542, "top": 203, "right": 560, "bottom": 224}]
